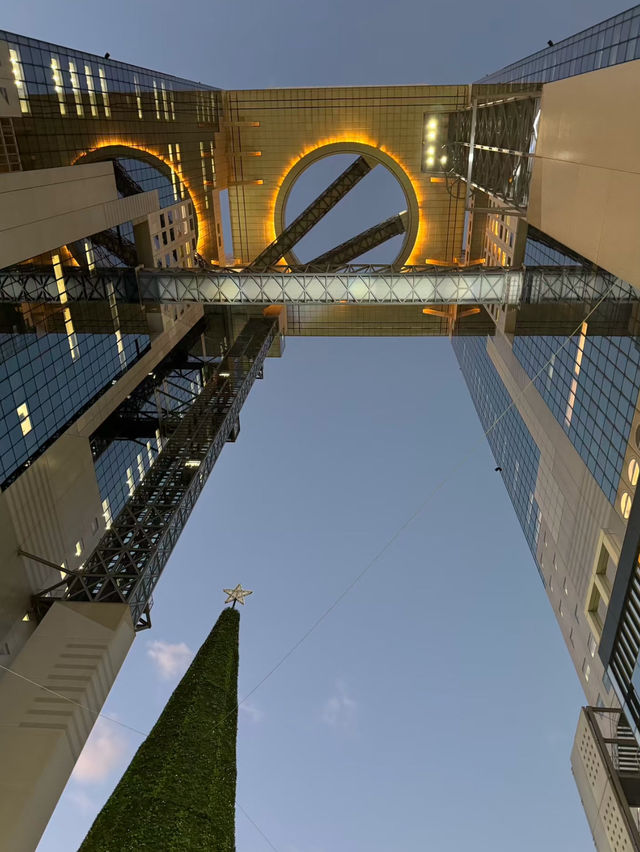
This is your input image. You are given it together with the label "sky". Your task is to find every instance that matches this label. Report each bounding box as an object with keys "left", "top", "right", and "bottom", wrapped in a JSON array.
[{"left": 1, "top": 0, "right": 633, "bottom": 849}]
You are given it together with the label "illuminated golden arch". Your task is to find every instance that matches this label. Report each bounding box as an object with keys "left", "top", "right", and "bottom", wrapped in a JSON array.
[
  {"left": 73, "top": 143, "right": 205, "bottom": 254},
  {"left": 272, "top": 141, "right": 422, "bottom": 267}
]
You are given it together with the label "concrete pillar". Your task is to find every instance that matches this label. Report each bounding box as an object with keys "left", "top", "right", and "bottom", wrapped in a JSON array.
[{"left": 0, "top": 601, "right": 134, "bottom": 852}]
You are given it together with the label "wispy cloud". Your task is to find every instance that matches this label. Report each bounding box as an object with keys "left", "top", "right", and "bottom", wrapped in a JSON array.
[
  {"left": 72, "top": 718, "right": 129, "bottom": 784},
  {"left": 239, "top": 700, "right": 264, "bottom": 723},
  {"left": 321, "top": 680, "right": 357, "bottom": 730},
  {"left": 146, "top": 639, "right": 193, "bottom": 681},
  {"left": 66, "top": 789, "right": 96, "bottom": 813}
]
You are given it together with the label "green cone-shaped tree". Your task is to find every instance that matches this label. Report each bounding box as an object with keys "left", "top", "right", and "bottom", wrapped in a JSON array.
[{"left": 79, "top": 606, "right": 240, "bottom": 852}]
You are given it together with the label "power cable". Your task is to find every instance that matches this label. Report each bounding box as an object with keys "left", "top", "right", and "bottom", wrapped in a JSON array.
[
  {"left": 0, "top": 275, "right": 617, "bottom": 731},
  {"left": 237, "top": 804, "right": 281, "bottom": 852},
  {"left": 0, "top": 275, "right": 617, "bottom": 852},
  {"left": 0, "top": 661, "right": 148, "bottom": 737}
]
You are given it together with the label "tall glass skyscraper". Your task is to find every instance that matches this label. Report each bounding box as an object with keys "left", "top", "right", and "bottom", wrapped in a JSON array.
[{"left": 1, "top": 7, "right": 640, "bottom": 850}]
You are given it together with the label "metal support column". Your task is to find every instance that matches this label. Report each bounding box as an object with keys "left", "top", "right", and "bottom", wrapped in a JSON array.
[
  {"left": 31, "top": 317, "right": 279, "bottom": 630},
  {"left": 304, "top": 212, "right": 407, "bottom": 270},
  {"left": 249, "top": 155, "right": 374, "bottom": 269}
]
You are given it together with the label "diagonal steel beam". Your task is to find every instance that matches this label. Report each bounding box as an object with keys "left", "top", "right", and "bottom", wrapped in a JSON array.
[
  {"left": 304, "top": 211, "right": 408, "bottom": 270},
  {"left": 249, "top": 155, "right": 375, "bottom": 269}
]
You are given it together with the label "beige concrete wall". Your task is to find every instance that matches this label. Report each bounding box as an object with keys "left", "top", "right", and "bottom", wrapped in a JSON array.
[
  {"left": 0, "top": 601, "right": 134, "bottom": 852},
  {"left": 529, "top": 60, "right": 640, "bottom": 289},
  {"left": 0, "top": 163, "right": 159, "bottom": 267},
  {"left": 0, "top": 434, "right": 107, "bottom": 678},
  {"left": 571, "top": 709, "right": 639, "bottom": 852}
]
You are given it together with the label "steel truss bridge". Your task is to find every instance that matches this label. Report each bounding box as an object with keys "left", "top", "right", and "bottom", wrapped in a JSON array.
[
  {"left": 1, "top": 263, "right": 637, "bottom": 306},
  {"left": 11, "top": 261, "right": 638, "bottom": 627}
]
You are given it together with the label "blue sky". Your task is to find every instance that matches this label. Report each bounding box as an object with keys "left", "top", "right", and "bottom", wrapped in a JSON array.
[
  {"left": 2, "top": 0, "right": 631, "bottom": 849},
  {"left": 41, "top": 336, "right": 596, "bottom": 852}
]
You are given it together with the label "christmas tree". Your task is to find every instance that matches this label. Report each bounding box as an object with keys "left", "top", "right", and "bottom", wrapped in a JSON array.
[{"left": 79, "top": 604, "right": 241, "bottom": 851}]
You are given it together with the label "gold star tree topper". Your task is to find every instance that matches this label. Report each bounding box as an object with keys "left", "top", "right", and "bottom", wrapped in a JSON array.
[{"left": 223, "top": 584, "right": 253, "bottom": 606}]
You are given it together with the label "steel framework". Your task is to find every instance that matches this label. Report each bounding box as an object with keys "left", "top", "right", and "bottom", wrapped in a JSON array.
[
  {"left": 32, "top": 317, "right": 278, "bottom": 630},
  {"left": 249, "top": 155, "right": 373, "bottom": 269},
  {"left": 91, "top": 319, "right": 208, "bottom": 455},
  {"left": 305, "top": 212, "right": 407, "bottom": 270},
  {"left": 1, "top": 264, "right": 635, "bottom": 307},
  {"left": 112, "top": 159, "right": 145, "bottom": 197},
  {"left": 446, "top": 94, "right": 540, "bottom": 209}
]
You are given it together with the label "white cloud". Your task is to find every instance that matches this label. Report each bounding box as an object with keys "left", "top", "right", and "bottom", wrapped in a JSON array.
[
  {"left": 72, "top": 718, "right": 129, "bottom": 784},
  {"left": 146, "top": 639, "right": 193, "bottom": 681},
  {"left": 239, "top": 700, "right": 264, "bottom": 723},
  {"left": 321, "top": 680, "right": 357, "bottom": 730}
]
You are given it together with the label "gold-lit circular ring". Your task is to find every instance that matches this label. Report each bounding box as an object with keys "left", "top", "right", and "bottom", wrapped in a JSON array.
[{"left": 273, "top": 142, "right": 419, "bottom": 267}]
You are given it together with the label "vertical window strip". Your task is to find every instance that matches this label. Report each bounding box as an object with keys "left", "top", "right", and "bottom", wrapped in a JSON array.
[
  {"left": 114, "top": 330, "right": 126, "bottom": 369},
  {"left": 84, "top": 65, "right": 98, "bottom": 117},
  {"left": 209, "top": 141, "right": 216, "bottom": 187},
  {"left": 106, "top": 281, "right": 126, "bottom": 369},
  {"left": 102, "top": 497, "right": 112, "bottom": 529},
  {"left": 50, "top": 56, "right": 66, "bottom": 116},
  {"left": 136, "top": 452, "right": 145, "bottom": 481},
  {"left": 16, "top": 403, "right": 32, "bottom": 437},
  {"left": 97, "top": 68, "right": 111, "bottom": 118},
  {"left": 161, "top": 81, "right": 169, "bottom": 121},
  {"left": 209, "top": 91, "right": 216, "bottom": 125},
  {"left": 169, "top": 86, "right": 176, "bottom": 121},
  {"left": 564, "top": 322, "right": 588, "bottom": 430},
  {"left": 8, "top": 46, "right": 30, "bottom": 114},
  {"left": 52, "top": 252, "right": 78, "bottom": 360},
  {"left": 68, "top": 60, "right": 83, "bottom": 116},
  {"left": 84, "top": 240, "right": 95, "bottom": 271},
  {"left": 134, "top": 75, "right": 143, "bottom": 119},
  {"left": 153, "top": 81, "right": 160, "bottom": 120},
  {"left": 200, "top": 142, "right": 209, "bottom": 209},
  {"left": 126, "top": 467, "right": 135, "bottom": 496},
  {"left": 175, "top": 142, "right": 183, "bottom": 199},
  {"left": 168, "top": 144, "right": 179, "bottom": 201}
]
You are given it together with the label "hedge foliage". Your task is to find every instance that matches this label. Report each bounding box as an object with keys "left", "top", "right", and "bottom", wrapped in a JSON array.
[{"left": 78, "top": 607, "right": 240, "bottom": 852}]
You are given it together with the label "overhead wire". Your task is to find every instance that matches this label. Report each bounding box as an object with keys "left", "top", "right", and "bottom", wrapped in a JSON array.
[{"left": 0, "top": 272, "right": 618, "bottom": 851}]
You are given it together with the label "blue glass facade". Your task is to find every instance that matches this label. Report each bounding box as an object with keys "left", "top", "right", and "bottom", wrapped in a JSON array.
[
  {"left": 0, "top": 30, "right": 219, "bottom": 101},
  {"left": 0, "top": 327, "right": 149, "bottom": 489},
  {"left": 95, "top": 438, "right": 159, "bottom": 523},
  {"left": 514, "top": 232, "right": 640, "bottom": 506},
  {"left": 452, "top": 335, "right": 542, "bottom": 565},
  {"left": 478, "top": 5, "right": 640, "bottom": 84},
  {"left": 0, "top": 32, "right": 217, "bottom": 495},
  {"left": 512, "top": 334, "right": 640, "bottom": 505},
  {"left": 93, "top": 366, "right": 203, "bottom": 520}
]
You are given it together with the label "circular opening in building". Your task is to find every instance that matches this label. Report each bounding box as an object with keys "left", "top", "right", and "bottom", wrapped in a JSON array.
[
  {"left": 284, "top": 154, "right": 408, "bottom": 265},
  {"left": 635, "top": 424, "right": 640, "bottom": 451},
  {"left": 621, "top": 491, "right": 633, "bottom": 519},
  {"left": 629, "top": 458, "right": 640, "bottom": 487},
  {"left": 115, "top": 158, "right": 181, "bottom": 208}
]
